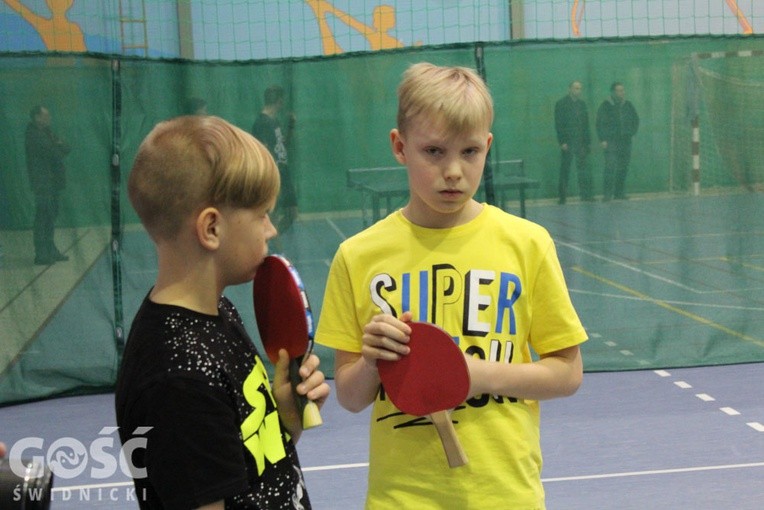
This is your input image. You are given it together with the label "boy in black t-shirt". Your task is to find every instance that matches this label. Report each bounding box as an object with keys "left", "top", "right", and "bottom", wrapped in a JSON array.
[{"left": 115, "top": 115, "right": 330, "bottom": 509}]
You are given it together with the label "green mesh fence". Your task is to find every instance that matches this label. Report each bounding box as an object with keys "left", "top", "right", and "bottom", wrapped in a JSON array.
[{"left": 2, "top": 29, "right": 764, "bottom": 405}]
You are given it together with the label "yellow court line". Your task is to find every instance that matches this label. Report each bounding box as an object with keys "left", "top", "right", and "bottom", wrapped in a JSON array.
[{"left": 572, "top": 266, "right": 764, "bottom": 349}]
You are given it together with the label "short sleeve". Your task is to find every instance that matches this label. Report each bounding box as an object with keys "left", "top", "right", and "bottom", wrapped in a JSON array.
[
  {"left": 315, "top": 246, "right": 364, "bottom": 353},
  {"left": 527, "top": 240, "right": 588, "bottom": 355}
]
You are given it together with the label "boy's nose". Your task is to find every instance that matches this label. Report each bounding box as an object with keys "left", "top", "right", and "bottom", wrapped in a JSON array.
[
  {"left": 443, "top": 160, "right": 463, "bottom": 180},
  {"left": 266, "top": 215, "right": 278, "bottom": 238}
]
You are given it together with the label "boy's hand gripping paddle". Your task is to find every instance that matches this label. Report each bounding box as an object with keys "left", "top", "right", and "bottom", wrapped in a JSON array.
[
  {"left": 377, "top": 322, "right": 470, "bottom": 468},
  {"left": 253, "top": 254, "right": 323, "bottom": 429}
]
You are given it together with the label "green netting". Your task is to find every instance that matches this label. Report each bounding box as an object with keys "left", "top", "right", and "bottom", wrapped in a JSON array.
[{"left": 2, "top": 34, "right": 764, "bottom": 406}]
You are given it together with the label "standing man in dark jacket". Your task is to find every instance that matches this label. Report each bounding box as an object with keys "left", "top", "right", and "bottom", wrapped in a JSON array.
[
  {"left": 555, "top": 80, "right": 593, "bottom": 203},
  {"left": 596, "top": 82, "right": 639, "bottom": 201},
  {"left": 25, "top": 105, "right": 70, "bottom": 265}
]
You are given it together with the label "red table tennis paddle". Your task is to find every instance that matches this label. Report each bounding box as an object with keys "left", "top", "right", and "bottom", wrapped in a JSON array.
[
  {"left": 377, "top": 321, "right": 470, "bottom": 468},
  {"left": 253, "top": 254, "right": 322, "bottom": 429}
]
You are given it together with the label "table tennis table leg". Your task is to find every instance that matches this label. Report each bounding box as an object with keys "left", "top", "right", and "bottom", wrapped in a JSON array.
[{"left": 372, "top": 195, "right": 381, "bottom": 224}]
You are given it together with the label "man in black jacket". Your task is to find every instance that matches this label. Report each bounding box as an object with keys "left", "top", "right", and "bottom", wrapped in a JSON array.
[
  {"left": 596, "top": 82, "right": 639, "bottom": 201},
  {"left": 25, "top": 105, "right": 70, "bottom": 265},
  {"left": 555, "top": 81, "right": 593, "bottom": 203}
]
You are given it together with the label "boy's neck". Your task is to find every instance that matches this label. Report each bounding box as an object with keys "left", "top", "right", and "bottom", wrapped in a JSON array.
[
  {"left": 151, "top": 246, "right": 223, "bottom": 315},
  {"left": 150, "top": 281, "right": 220, "bottom": 315},
  {"left": 402, "top": 199, "right": 483, "bottom": 229}
]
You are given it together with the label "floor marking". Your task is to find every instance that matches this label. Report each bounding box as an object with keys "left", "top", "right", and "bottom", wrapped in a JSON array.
[
  {"left": 53, "top": 462, "right": 764, "bottom": 492},
  {"left": 696, "top": 393, "right": 716, "bottom": 402},
  {"left": 721, "top": 407, "right": 741, "bottom": 416},
  {"left": 325, "top": 218, "right": 348, "bottom": 241},
  {"left": 569, "top": 289, "right": 764, "bottom": 311},
  {"left": 573, "top": 266, "right": 764, "bottom": 348},
  {"left": 654, "top": 370, "right": 671, "bottom": 377},
  {"left": 604, "top": 341, "right": 617, "bottom": 347},
  {"left": 619, "top": 350, "right": 633, "bottom": 356},
  {"left": 675, "top": 381, "right": 692, "bottom": 389},
  {"left": 558, "top": 241, "right": 702, "bottom": 293},
  {"left": 540, "top": 462, "right": 764, "bottom": 483},
  {"left": 302, "top": 462, "right": 370, "bottom": 472},
  {"left": 747, "top": 422, "right": 764, "bottom": 432}
]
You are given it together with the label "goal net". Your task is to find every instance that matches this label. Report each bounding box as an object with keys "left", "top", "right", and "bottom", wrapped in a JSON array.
[{"left": 672, "top": 50, "right": 764, "bottom": 193}]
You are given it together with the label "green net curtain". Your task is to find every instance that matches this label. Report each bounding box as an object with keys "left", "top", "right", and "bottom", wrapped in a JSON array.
[{"left": 2, "top": 34, "right": 764, "bottom": 405}]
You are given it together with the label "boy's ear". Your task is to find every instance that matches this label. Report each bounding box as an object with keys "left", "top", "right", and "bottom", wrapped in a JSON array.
[
  {"left": 196, "top": 207, "right": 222, "bottom": 250},
  {"left": 486, "top": 132, "right": 494, "bottom": 152},
  {"left": 390, "top": 128, "right": 406, "bottom": 165}
]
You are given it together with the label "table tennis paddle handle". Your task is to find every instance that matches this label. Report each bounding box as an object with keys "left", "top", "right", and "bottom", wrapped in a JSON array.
[
  {"left": 289, "top": 357, "right": 323, "bottom": 430},
  {"left": 430, "top": 410, "right": 468, "bottom": 468}
]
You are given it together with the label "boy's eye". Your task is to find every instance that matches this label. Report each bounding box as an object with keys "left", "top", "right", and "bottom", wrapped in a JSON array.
[{"left": 425, "top": 146, "right": 442, "bottom": 156}]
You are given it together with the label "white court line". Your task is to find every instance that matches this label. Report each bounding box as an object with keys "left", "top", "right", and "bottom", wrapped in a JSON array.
[
  {"left": 303, "top": 462, "right": 369, "bottom": 472},
  {"left": 541, "top": 462, "right": 764, "bottom": 483},
  {"left": 556, "top": 240, "right": 702, "bottom": 293},
  {"left": 326, "top": 218, "right": 348, "bottom": 241},
  {"left": 568, "top": 230, "right": 764, "bottom": 247},
  {"left": 569, "top": 289, "right": 764, "bottom": 311},
  {"left": 55, "top": 462, "right": 764, "bottom": 493}
]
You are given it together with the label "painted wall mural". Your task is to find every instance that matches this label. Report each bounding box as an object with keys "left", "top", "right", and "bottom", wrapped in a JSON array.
[{"left": 0, "top": 1, "right": 759, "bottom": 59}]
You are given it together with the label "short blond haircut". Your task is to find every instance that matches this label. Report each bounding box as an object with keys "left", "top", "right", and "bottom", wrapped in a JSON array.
[
  {"left": 396, "top": 62, "right": 494, "bottom": 135},
  {"left": 128, "top": 115, "right": 280, "bottom": 241}
]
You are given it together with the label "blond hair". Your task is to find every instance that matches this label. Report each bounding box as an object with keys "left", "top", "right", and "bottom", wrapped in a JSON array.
[
  {"left": 128, "top": 115, "right": 280, "bottom": 240},
  {"left": 396, "top": 62, "right": 494, "bottom": 135}
]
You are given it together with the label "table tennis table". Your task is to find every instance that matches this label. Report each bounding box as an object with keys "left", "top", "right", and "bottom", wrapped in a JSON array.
[{"left": 347, "top": 159, "right": 539, "bottom": 226}]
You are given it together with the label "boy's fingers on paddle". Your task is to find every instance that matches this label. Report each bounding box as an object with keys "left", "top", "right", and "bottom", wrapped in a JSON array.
[
  {"left": 359, "top": 315, "right": 411, "bottom": 363},
  {"left": 297, "top": 354, "right": 329, "bottom": 401},
  {"left": 361, "top": 341, "right": 406, "bottom": 363},
  {"left": 365, "top": 313, "right": 412, "bottom": 339},
  {"left": 298, "top": 351, "right": 320, "bottom": 377}
]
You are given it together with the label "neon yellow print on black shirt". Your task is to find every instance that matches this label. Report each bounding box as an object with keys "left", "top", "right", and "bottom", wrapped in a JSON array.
[{"left": 240, "top": 356, "right": 286, "bottom": 475}]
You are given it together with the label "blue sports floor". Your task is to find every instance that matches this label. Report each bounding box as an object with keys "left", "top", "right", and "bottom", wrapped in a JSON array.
[{"left": 0, "top": 363, "right": 762, "bottom": 509}]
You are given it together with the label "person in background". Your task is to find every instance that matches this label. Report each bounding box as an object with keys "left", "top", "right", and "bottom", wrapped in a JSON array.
[
  {"left": 555, "top": 80, "right": 593, "bottom": 203},
  {"left": 596, "top": 82, "right": 639, "bottom": 201},
  {"left": 25, "top": 105, "right": 70, "bottom": 265},
  {"left": 184, "top": 97, "right": 208, "bottom": 115},
  {"left": 252, "top": 85, "right": 298, "bottom": 233}
]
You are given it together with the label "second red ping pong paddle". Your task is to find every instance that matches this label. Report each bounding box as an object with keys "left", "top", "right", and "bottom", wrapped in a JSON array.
[
  {"left": 253, "top": 254, "right": 322, "bottom": 430},
  {"left": 377, "top": 321, "right": 470, "bottom": 468}
]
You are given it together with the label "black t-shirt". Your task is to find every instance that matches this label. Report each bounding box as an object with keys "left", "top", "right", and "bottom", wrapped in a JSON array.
[
  {"left": 252, "top": 113, "right": 287, "bottom": 166},
  {"left": 115, "top": 295, "right": 311, "bottom": 509}
]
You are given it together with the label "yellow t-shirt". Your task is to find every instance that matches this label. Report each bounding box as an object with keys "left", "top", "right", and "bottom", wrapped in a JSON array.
[{"left": 315, "top": 205, "right": 588, "bottom": 509}]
